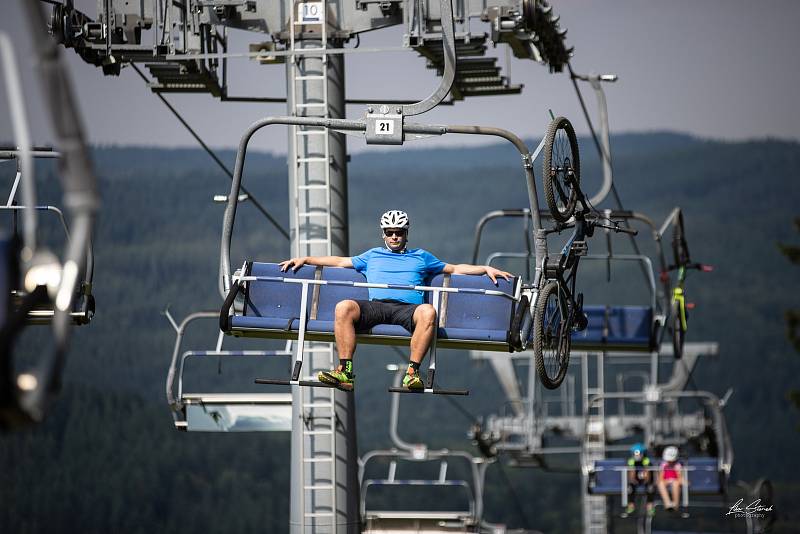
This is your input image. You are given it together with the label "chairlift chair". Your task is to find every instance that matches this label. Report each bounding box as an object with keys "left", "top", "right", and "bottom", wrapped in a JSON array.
[{"left": 165, "top": 310, "right": 293, "bottom": 432}]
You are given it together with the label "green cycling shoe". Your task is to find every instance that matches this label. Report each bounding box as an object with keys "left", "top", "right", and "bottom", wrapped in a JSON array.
[
  {"left": 402, "top": 371, "right": 424, "bottom": 390},
  {"left": 318, "top": 368, "right": 355, "bottom": 390}
]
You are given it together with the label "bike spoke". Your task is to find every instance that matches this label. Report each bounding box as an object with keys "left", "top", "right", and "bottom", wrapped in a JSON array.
[{"left": 554, "top": 176, "right": 570, "bottom": 205}]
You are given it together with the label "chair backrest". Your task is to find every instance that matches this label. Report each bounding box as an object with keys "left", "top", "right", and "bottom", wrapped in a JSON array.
[
  {"left": 606, "top": 306, "right": 653, "bottom": 344},
  {"left": 591, "top": 458, "right": 626, "bottom": 493},
  {"left": 316, "top": 267, "right": 368, "bottom": 321},
  {"left": 576, "top": 305, "right": 653, "bottom": 346},
  {"left": 438, "top": 273, "right": 517, "bottom": 331},
  {"left": 244, "top": 264, "right": 519, "bottom": 335},
  {"left": 686, "top": 457, "right": 722, "bottom": 494},
  {"left": 245, "top": 262, "right": 315, "bottom": 320}
]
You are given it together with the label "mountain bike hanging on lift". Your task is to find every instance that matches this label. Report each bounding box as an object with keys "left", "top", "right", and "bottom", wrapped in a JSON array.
[
  {"left": 663, "top": 213, "right": 712, "bottom": 359},
  {"left": 533, "top": 117, "right": 637, "bottom": 389}
]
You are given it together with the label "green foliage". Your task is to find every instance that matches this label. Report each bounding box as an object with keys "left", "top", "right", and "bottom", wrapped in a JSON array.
[{"left": 778, "top": 216, "right": 800, "bottom": 432}]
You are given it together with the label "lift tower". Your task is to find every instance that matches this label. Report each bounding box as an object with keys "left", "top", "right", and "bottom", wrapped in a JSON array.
[{"left": 285, "top": 3, "right": 357, "bottom": 532}]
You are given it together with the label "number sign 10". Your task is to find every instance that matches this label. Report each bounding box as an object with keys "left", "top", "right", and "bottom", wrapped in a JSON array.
[{"left": 298, "top": 2, "right": 324, "bottom": 23}]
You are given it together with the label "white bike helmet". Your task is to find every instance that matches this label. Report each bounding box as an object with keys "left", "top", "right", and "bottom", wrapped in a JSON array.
[
  {"left": 380, "top": 210, "right": 410, "bottom": 230},
  {"left": 662, "top": 446, "right": 679, "bottom": 462}
]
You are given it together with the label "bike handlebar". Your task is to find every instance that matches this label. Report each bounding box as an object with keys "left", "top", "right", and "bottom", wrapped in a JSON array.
[
  {"left": 665, "top": 262, "right": 713, "bottom": 272},
  {"left": 596, "top": 222, "right": 638, "bottom": 236}
]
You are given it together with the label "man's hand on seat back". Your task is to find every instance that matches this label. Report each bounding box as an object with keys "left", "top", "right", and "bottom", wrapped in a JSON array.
[
  {"left": 445, "top": 264, "right": 514, "bottom": 285},
  {"left": 484, "top": 266, "right": 513, "bottom": 285},
  {"left": 280, "top": 257, "right": 307, "bottom": 272},
  {"left": 280, "top": 256, "right": 354, "bottom": 272}
]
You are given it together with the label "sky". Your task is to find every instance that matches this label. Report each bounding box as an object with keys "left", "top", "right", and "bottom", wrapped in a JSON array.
[{"left": 1, "top": 0, "right": 799, "bottom": 154}]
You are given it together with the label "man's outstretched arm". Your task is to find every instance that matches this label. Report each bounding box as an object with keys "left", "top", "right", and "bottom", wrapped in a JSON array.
[
  {"left": 280, "top": 255, "right": 353, "bottom": 272},
  {"left": 443, "top": 263, "right": 513, "bottom": 284}
]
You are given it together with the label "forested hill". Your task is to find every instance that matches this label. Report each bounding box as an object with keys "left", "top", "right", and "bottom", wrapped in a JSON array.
[{"left": 1, "top": 133, "right": 799, "bottom": 533}]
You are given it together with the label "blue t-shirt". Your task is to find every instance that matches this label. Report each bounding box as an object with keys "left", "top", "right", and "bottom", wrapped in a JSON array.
[{"left": 351, "top": 247, "right": 447, "bottom": 304}]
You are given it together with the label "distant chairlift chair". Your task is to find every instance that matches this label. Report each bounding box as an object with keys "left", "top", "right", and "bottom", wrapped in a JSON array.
[
  {"left": 585, "top": 390, "right": 733, "bottom": 510},
  {"left": 471, "top": 208, "right": 666, "bottom": 353},
  {"left": 166, "top": 310, "right": 293, "bottom": 432}
]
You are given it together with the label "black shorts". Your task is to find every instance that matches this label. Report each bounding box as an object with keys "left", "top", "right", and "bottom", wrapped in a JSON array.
[{"left": 354, "top": 299, "right": 420, "bottom": 334}]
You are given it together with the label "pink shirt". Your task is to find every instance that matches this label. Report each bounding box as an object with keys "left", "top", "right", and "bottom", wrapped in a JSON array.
[{"left": 661, "top": 460, "right": 682, "bottom": 480}]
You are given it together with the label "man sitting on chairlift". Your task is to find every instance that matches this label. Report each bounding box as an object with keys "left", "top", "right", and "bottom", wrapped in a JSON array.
[{"left": 280, "top": 209, "right": 512, "bottom": 391}]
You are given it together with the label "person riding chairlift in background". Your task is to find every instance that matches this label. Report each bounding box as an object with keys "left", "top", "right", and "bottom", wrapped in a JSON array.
[
  {"left": 621, "top": 442, "right": 656, "bottom": 518},
  {"left": 657, "top": 445, "right": 685, "bottom": 513}
]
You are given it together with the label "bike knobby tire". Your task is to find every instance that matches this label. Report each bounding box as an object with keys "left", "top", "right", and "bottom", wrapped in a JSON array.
[
  {"left": 533, "top": 281, "right": 571, "bottom": 389},
  {"left": 671, "top": 300, "right": 685, "bottom": 359},
  {"left": 543, "top": 116, "right": 581, "bottom": 223}
]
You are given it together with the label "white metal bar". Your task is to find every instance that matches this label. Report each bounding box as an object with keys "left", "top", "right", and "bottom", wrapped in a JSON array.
[
  {"left": 438, "top": 460, "right": 448, "bottom": 483},
  {"left": 304, "top": 456, "right": 334, "bottom": 463},
  {"left": 294, "top": 281, "right": 310, "bottom": 376},
  {"left": 235, "top": 276, "right": 518, "bottom": 300},
  {"left": 303, "top": 429, "right": 334, "bottom": 435},
  {"left": 427, "top": 289, "right": 441, "bottom": 383},
  {"left": 297, "top": 184, "right": 328, "bottom": 190},
  {"left": 6, "top": 170, "right": 21, "bottom": 206}
]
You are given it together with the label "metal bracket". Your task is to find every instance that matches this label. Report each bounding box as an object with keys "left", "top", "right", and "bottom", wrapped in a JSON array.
[
  {"left": 401, "top": 0, "right": 456, "bottom": 116},
  {"left": 365, "top": 105, "right": 403, "bottom": 145}
]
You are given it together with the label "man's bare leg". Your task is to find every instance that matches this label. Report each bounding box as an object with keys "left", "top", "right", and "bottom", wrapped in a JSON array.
[
  {"left": 409, "top": 304, "right": 437, "bottom": 365},
  {"left": 334, "top": 300, "right": 361, "bottom": 364},
  {"left": 317, "top": 300, "right": 361, "bottom": 387}
]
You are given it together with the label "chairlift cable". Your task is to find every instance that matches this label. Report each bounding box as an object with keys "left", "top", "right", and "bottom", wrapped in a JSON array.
[{"left": 130, "top": 63, "right": 290, "bottom": 241}]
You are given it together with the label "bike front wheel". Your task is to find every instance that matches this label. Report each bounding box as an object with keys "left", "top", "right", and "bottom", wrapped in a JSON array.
[
  {"left": 543, "top": 116, "right": 581, "bottom": 223},
  {"left": 533, "top": 281, "right": 572, "bottom": 389}
]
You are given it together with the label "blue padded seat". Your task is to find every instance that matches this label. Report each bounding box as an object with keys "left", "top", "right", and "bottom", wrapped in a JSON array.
[
  {"left": 227, "top": 263, "right": 520, "bottom": 350},
  {"left": 234, "top": 263, "right": 316, "bottom": 327},
  {"left": 437, "top": 273, "right": 515, "bottom": 337},
  {"left": 234, "top": 317, "right": 303, "bottom": 331},
  {"left": 588, "top": 459, "right": 627, "bottom": 495},
  {"left": 572, "top": 305, "right": 654, "bottom": 351},
  {"left": 588, "top": 458, "right": 722, "bottom": 495},
  {"left": 315, "top": 265, "right": 369, "bottom": 320},
  {"left": 686, "top": 457, "right": 723, "bottom": 494}
]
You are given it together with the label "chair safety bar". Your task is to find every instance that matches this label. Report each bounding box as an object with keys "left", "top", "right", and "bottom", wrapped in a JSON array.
[
  {"left": 359, "top": 449, "right": 481, "bottom": 522},
  {"left": 233, "top": 274, "right": 517, "bottom": 300}
]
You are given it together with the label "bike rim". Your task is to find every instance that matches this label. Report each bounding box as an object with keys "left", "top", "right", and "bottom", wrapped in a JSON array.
[
  {"left": 549, "top": 125, "right": 576, "bottom": 215},
  {"left": 542, "top": 289, "right": 566, "bottom": 380}
]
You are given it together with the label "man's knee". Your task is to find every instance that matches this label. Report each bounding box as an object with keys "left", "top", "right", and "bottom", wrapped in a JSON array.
[
  {"left": 335, "top": 300, "right": 360, "bottom": 321},
  {"left": 415, "top": 304, "right": 437, "bottom": 326}
]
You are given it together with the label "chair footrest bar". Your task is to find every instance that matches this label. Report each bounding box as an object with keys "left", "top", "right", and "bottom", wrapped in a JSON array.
[
  {"left": 254, "top": 377, "right": 353, "bottom": 392},
  {"left": 388, "top": 387, "right": 469, "bottom": 396}
]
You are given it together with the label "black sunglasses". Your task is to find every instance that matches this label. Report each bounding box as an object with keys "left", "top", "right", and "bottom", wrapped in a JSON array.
[{"left": 383, "top": 229, "right": 407, "bottom": 237}]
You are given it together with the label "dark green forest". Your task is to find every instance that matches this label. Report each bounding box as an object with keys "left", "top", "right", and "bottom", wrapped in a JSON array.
[{"left": 1, "top": 133, "right": 799, "bottom": 533}]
